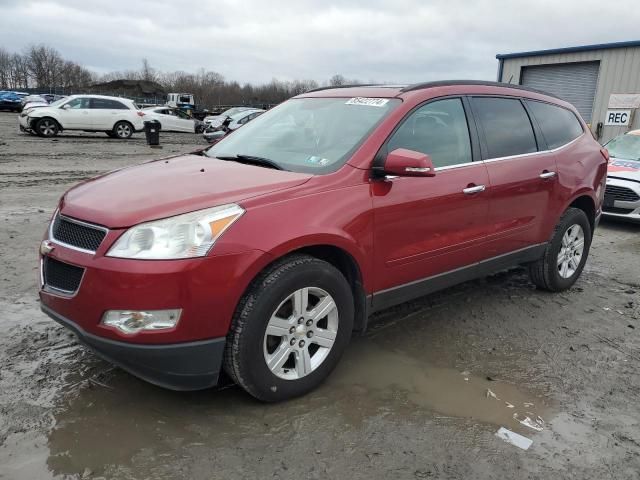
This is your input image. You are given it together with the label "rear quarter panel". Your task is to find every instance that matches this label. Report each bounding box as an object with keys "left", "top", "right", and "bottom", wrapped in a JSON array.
[{"left": 549, "top": 130, "right": 606, "bottom": 238}]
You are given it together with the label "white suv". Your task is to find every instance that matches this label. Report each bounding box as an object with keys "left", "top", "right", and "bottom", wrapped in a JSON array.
[{"left": 19, "top": 94, "right": 145, "bottom": 139}]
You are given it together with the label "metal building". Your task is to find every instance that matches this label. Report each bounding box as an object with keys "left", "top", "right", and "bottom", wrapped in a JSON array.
[{"left": 496, "top": 40, "right": 640, "bottom": 144}]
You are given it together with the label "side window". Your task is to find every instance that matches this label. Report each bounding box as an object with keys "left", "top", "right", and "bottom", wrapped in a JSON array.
[
  {"left": 473, "top": 97, "right": 537, "bottom": 159},
  {"left": 527, "top": 100, "right": 583, "bottom": 149},
  {"left": 91, "top": 99, "right": 128, "bottom": 109},
  {"left": 65, "top": 98, "right": 90, "bottom": 109},
  {"left": 387, "top": 98, "right": 473, "bottom": 168}
]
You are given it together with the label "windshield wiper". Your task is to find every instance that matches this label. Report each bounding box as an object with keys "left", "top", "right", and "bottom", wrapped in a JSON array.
[{"left": 215, "top": 154, "right": 285, "bottom": 171}]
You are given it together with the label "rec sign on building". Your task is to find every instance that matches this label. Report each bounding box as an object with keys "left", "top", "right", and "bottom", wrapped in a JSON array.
[{"left": 605, "top": 110, "right": 632, "bottom": 126}]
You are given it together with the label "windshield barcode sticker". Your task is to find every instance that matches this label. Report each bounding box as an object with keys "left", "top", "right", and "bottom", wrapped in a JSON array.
[{"left": 345, "top": 97, "right": 389, "bottom": 107}]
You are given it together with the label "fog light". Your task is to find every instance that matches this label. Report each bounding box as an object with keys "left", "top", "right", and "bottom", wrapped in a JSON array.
[{"left": 101, "top": 309, "right": 181, "bottom": 334}]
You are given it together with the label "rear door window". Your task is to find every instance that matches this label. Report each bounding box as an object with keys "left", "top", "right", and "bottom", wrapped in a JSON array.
[
  {"left": 472, "top": 97, "right": 537, "bottom": 159},
  {"left": 387, "top": 98, "right": 473, "bottom": 168},
  {"left": 91, "top": 99, "right": 128, "bottom": 110},
  {"left": 526, "top": 100, "right": 583, "bottom": 149}
]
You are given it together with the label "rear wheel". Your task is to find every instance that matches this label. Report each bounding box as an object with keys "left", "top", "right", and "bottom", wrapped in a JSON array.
[
  {"left": 224, "top": 254, "right": 354, "bottom": 402},
  {"left": 112, "top": 121, "right": 133, "bottom": 139},
  {"left": 528, "top": 207, "right": 591, "bottom": 292},
  {"left": 35, "top": 118, "right": 59, "bottom": 137}
]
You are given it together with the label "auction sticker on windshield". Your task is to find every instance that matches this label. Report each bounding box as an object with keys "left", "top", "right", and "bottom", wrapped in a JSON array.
[{"left": 345, "top": 97, "right": 390, "bottom": 107}]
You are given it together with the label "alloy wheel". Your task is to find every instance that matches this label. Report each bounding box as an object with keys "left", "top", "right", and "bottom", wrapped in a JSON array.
[
  {"left": 116, "top": 123, "right": 131, "bottom": 138},
  {"left": 557, "top": 224, "right": 584, "bottom": 278},
  {"left": 263, "top": 287, "right": 339, "bottom": 380},
  {"left": 39, "top": 120, "right": 56, "bottom": 136}
]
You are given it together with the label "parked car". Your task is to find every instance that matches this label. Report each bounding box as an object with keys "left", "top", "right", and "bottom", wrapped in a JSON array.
[
  {"left": 602, "top": 129, "right": 640, "bottom": 222},
  {"left": 143, "top": 106, "right": 204, "bottom": 133},
  {"left": 21, "top": 95, "right": 50, "bottom": 111},
  {"left": 203, "top": 106, "right": 253, "bottom": 128},
  {"left": 0, "top": 91, "right": 28, "bottom": 112},
  {"left": 19, "top": 94, "right": 145, "bottom": 138},
  {"left": 38, "top": 81, "right": 606, "bottom": 401},
  {"left": 202, "top": 109, "right": 264, "bottom": 143}
]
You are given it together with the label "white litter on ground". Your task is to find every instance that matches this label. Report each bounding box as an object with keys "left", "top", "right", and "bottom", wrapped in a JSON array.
[
  {"left": 496, "top": 427, "right": 533, "bottom": 450},
  {"left": 513, "top": 413, "right": 544, "bottom": 432}
]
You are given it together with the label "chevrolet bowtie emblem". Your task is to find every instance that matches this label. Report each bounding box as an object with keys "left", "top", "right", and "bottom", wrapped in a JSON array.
[{"left": 40, "top": 240, "right": 55, "bottom": 255}]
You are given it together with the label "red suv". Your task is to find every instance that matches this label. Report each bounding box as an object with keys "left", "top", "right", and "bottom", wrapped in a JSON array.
[{"left": 39, "top": 81, "right": 607, "bottom": 401}]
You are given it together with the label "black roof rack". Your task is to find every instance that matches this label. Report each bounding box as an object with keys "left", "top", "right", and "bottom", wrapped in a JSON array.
[
  {"left": 304, "top": 84, "right": 381, "bottom": 93},
  {"left": 400, "top": 80, "right": 560, "bottom": 99}
]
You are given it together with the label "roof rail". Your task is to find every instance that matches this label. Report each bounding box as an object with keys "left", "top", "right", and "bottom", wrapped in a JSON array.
[
  {"left": 304, "top": 84, "right": 379, "bottom": 93},
  {"left": 400, "top": 80, "right": 560, "bottom": 99}
]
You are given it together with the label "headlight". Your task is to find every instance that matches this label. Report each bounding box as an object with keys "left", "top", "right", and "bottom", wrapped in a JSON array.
[{"left": 107, "top": 204, "right": 244, "bottom": 259}]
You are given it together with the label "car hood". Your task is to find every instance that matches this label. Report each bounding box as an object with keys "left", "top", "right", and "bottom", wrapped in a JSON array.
[
  {"left": 608, "top": 157, "right": 640, "bottom": 182},
  {"left": 60, "top": 154, "right": 312, "bottom": 228}
]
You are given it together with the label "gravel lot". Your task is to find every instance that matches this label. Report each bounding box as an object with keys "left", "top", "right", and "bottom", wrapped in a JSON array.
[{"left": 0, "top": 111, "right": 639, "bottom": 479}]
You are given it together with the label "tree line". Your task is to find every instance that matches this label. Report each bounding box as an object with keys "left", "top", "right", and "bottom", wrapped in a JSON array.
[
  {"left": 0, "top": 44, "right": 360, "bottom": 107},
  {"left": 0, "top": 45, "right": 94, "bottom": 91}
]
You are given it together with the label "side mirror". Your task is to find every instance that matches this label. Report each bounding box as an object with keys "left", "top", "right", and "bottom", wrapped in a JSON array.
[
  {"left": 384, "top": 148, "right": 436, "bottom": 177},
  {"left": 61, "top": 104, "right": 71, "bottom": 110}
]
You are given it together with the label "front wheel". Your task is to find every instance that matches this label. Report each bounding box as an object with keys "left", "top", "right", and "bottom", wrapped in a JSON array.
[
  {"left": 224, "top": 255, "right": 354, "bottom": 402},
  {"left": 35, "top": 118, "right": 59, "bottom": 137},
  {"left": 112, "top": 121, "right": 133, "bottom": 139},
  {"left": 528, "top": 207, "right": 592, "bottom": 292}
]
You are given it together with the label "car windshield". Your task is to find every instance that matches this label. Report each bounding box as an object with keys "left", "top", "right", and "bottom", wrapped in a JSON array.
[
  {"left": 49, "top": 97, "right": 67, "bottom": 108},
  {"left": 605, "top": 134, "right": 640, "bottom": 161},
  {"left": 205, "top": 97, "right": 400, "bottom": 173}
]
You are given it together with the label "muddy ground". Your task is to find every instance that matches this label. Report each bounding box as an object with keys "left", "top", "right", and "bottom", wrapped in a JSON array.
[{"left": 0, "top": 111, "right": 639, "bottom": 479}]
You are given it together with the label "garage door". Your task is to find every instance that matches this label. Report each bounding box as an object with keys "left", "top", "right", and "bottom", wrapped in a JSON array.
[{"left": 521, "top": 61, "right": 600, "bottom": 122}]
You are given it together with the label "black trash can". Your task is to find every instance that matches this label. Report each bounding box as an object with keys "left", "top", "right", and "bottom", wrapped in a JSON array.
[{"left": 143, "top": 120, "right": 161, "bottom": 146}]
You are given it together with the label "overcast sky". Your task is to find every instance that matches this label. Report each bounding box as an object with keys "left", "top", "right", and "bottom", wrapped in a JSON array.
[{"left": 1, "top": 0, "right": 639, "bottom": 84}]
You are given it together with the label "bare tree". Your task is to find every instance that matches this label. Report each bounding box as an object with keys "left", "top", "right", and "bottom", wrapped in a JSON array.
[
  {"left": 140, "top": 58, "right": 156, "bottom": 82},
  {"left": 25, "top": 44, "right": 65, "bottom": 88},
  {"left": 329, "top": 74, "right": 346, "bottom": 86}
]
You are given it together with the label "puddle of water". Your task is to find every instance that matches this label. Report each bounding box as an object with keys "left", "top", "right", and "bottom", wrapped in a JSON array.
[
  {"left": 1, "top": 324, "right": 552, "bottom": 478},
  {"left": 327, "top": 339, "right": 551, "bottom": 432}
]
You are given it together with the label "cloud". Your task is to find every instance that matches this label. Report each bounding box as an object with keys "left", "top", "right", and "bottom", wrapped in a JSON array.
[{"left": 1, "top": 0, "right": 639, "bottom": 84}]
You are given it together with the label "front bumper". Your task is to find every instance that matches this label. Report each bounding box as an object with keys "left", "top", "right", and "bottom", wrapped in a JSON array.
[
  {"left": 18, "top": 114, "right": 31, "bottom": 130},
  {"left": 42, "top": 304, "right": 225, "bottom": 390},
  {"left": 603, "top": 178, "right": 640, "bottom": 222}
]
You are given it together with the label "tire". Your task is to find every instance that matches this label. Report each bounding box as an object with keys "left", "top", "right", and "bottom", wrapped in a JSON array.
[
  {"left": 224, "top": 254, "right": 354, "bottom": 402},
  {"left": 105, "top": 131, "right": 117, "bottom": 138},
  {"left": 112, "top": 121, "right": 133, "bottom": 139},
  {"left": 528, "top": 207, "right": 592, "bottom": 292},
  {"left": 35, "top": 118, "right": 59, "bottom": 137}
]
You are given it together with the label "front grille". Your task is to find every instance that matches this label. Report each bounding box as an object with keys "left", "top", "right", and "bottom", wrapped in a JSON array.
[
  {"left": 605, "top": 185, "right": 640, "bottom": 202},
  {"left": 51, "top": 214, "right": 107, "bottom": 252},
  {"left": 603, "top": 206, "right": 635, "bottom": 215},
  {"left": 43, "top": 257, "right": 84, "bottom": 294}
]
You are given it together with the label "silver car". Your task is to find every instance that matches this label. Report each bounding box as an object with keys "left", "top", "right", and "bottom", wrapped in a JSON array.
[
  {"left": 203, "top": 106, "right": 253, "bottom": 128},
  {"left": 603, "top": 130, "right": 640, "bottom": 222}
]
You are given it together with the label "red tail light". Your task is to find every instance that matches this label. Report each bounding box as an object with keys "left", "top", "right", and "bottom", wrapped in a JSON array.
[
  {"left": 137, "top": 111, "right": 145, "bottom": 117},
  {"left": 600, "top": 148, "right": 610, "bottom": 163}
]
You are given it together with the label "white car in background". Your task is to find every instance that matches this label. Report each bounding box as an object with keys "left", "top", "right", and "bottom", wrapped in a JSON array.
[
  {"left": 20, "top": 95, "right": 50, "bottom": 111},
  {"left": 202, "top": 108, "right": 265, "bottom": 143},
  {"left": 603, "top": 129, "right": 640, "bottom": 222},
  {"left": 143, "top": 106, "right": 204, "bottom": 133},
  {"left": 19, "top": 94, "right": 144, "bottom": 139},
  {"left": 203, "top": 106, "right": 253, "bottom": 128}
]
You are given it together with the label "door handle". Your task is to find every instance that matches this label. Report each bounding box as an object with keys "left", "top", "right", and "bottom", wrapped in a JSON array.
[
  {"left": 463, "top": 184, "right": 485, "bottom": 195},
  {"left": 539, "top": 171, "right": 557, "bottom": 179}
]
